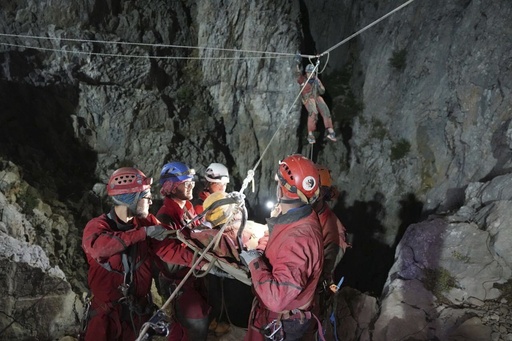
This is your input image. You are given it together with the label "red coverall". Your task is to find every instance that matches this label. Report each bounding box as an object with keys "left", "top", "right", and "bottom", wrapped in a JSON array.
[
  {"left": 316, "top": 200, "right": 348, "bottom": 281},
  {"left": 193, "top": 190, "right": 209, "bottom": 214},
  {"left": 307, "top": 200, "right": 349, "bottom": 338},
  {"left": 297, "top": 74, "right": 334, "bottom": 133},
  {"left": 156, "top": 197, "right": 210, "bottom": 341},
  {"left": 245, "top": 205, "right": 324, "bottom": 341},
  {"left": 81, "top": 210, "right": 199, "bottom": 341}
]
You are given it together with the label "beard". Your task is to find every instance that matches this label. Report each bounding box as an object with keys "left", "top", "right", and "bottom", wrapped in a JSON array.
[{"left": 133, "top": 202, "right": 150, "bottom": 219}]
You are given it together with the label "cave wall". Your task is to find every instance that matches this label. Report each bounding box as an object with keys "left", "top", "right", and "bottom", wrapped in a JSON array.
[{"left": 1, "top": 0, "right": 512, "bottom": 339}]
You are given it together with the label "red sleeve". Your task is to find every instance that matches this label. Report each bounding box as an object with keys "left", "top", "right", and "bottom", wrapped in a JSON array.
[
  {"left": 151, "top": 237, "right": 200, "bottom": 268},
  {"left": 256, "top": 231, "right": 269, "bottom": 251},
  {"left": 195, "top": 204, "right": 204, "bottom": 214},
  {"left": 249, "top": 234, "right": 316, "bottom": 312},
  {"left": 82, "top": 216, "right": 146, "bottom": 262}
]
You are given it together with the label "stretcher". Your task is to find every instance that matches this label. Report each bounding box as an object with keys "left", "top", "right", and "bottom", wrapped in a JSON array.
[{"left": 176, "top": 228, "right": 252, "bottom": 285}]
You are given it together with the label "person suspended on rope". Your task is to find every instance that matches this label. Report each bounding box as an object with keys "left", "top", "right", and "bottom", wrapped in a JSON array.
[
  {"left": 241, "top": 154, "right": 325, "bottom": 341},
  {"left": 80, "top": 167, "right": 212, "bottom": 341},
  {"left": 154, "top": 161, "right": 211, "bottom": 341},
  {"left": 193, "top": 162, "right": 230, "bottom": 215},
  {"left": 296, "top": 62, "right": 337, "bottom": 144}
]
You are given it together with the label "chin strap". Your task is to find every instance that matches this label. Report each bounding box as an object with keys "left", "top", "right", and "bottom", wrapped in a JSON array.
[{"left": 278, "top": 198, "right": 303, "bottom": 204}]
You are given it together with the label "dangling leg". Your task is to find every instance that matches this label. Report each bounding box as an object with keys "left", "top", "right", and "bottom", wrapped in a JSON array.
[
  {"left": 304, "top": 99, "right": 318, "bottom": 144},
  {"left": 316, "top": 97, "right": 336, "bottom": 142}
]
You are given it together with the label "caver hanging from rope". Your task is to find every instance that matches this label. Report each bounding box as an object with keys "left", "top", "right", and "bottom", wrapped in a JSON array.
[
  {"left": 241, "top": 154, "right": 326, "bottom": 341},
  {"left": 296, "top": 61, "right": 337, "bottom": 144},
  {"left": 80, "top": 167, "right": 212, "bottom": 341}
]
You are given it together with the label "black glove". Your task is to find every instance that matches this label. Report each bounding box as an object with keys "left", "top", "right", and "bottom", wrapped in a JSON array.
[
  {"left": 240, "top": 249, "right": 262, "bottom": 267},
  {"left": 145, "top": 225, "right": 172, "bottom": 241},
  {"left": 209, "top": 265, "right": 234, "bottom": 279},
  {"left": 294, "top": 52, "right": 302, "bottom": 65}
]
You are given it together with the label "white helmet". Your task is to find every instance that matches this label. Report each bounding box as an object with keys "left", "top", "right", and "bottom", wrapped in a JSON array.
[{"left": 205, "top": 163, "right": 230, "bottom": 183}]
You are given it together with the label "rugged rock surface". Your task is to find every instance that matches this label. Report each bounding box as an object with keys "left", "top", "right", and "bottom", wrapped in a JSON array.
[
  {"left": 0, "top": 160, "right": 83, "bottom": 340},
  {"left": 1, "top": 0, "right": 512, "bottom": 340}
]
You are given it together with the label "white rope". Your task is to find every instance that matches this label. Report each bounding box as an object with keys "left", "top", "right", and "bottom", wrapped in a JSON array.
[
  {"left": 0, "top": 0, "right": 415, "bottom": 61},
  {"left": 318, "top": 0, "right": 416, "bottom": 57},
  {"left": 238, "top": 0, "right": 417, "bottom": 189},
  {"left": 238, "top": 62, "right": 320, "bottom": 195},
  {"left": 1, "top": 0, "right": 416, "bottom": 193},
  {"left": 0, "top": 42, "right": 290, "bottom": 61},
  {"left": 134, "top": 207, "right": 241, "bottom": 341},
  {"left": 0, "top": 32, "right": 295, "bottom": 58}
]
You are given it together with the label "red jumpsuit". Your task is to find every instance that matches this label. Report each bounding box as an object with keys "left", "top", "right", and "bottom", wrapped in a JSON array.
[
  {"left": 81, "top": 210, "right": 199, "bottom": 341},
  {"left": 307, "top": 200, "right": 349, "bottom": 338},
  {"left": 316, "top": 200, "right": 348, "bottom": 282},
  {"left": 156, "top": 197, "right": 210, "bottom": 340},
  {"left": 193, "top": 190, "right": 209, "bottom": 214},
  {"left": 245, "top": 205, "right": 324, "bottom": 341},
  {"left": 297, "top": 74, "right": 334, "bottom": 133}
]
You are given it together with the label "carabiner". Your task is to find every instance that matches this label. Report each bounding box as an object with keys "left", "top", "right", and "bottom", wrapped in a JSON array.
[{"left": 263, "top": 319, "right": 284, "bottom": 341}]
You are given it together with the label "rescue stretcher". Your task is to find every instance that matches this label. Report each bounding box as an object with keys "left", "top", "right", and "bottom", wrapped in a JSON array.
[
  {"left": 137, "top": 193, "right": 265, "bottom": 340},
  {"left": 176, "top": 227, "right": 252, "bottom": 285}
]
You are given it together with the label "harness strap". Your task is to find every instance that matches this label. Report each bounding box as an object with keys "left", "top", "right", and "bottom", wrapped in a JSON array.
[{"left": 249, "top": 298, "right": 325, "bottom": 340}]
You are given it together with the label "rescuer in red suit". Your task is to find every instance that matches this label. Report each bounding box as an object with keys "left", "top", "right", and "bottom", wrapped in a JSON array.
[
  {"left": 81, "top": 167, "right": 207, "bottom": 341},
  {"left": 155, "top": 161, "right": 211, "bottom": 340},
  {"left": 241, "top": 154, "right": 324, "bottom": 341}
]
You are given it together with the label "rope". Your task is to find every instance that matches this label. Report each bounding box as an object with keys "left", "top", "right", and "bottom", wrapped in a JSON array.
[
  {"left": 134, "top": 203, "right": 241, "bottom": 341},
  {"left": 1, "top": 0, "right": 416, "bottom": 192},
  {"left": 318, "top": 0, "right": 416, "bottom": 57},
  {"left": 0, "top": 42, "right": 290, "bottom": 61},
  {"left": 238, "top": 62, "right": 320, "bottom": 195},
  {"left": 0, "top": 0, "right": 415, "bottom": 62},
  {"left": 0, "top": 32, "right": 297, "bottom": 57}
]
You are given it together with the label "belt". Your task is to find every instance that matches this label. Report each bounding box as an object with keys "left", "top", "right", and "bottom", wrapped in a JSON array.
[{"left": 280, "top": 309, "right": 312, "bottom": 321}]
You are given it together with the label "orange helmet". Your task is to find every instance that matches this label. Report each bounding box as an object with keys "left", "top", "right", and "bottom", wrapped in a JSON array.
[
  {"left": 276, "top": 154, "right": 319, "bottom": 204},
  {"left": 315, "top": 164, "right": 339, "bottom": 201},
  {"left": 315, "top": 164, "right": 332, "bottom": 188},
  {"left": 107, "top": 167, "right": 153, "bottom": 196}
]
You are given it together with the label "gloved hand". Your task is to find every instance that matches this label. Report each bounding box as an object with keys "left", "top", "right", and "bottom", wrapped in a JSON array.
[
  {"left": 209, "top": 265, "right": 234, "bottom": 279},
  {"left": 294, "top": 53, "right": 302, "bottom": 65},
  {"left": 145, "top": 225, "right": 172, "bottom": 241},
  {"left": 239, "top": 249, "right": 263, "bottom": 267}
]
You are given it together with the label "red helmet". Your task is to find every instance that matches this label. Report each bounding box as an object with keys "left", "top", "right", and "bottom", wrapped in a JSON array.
[
  {"left": 106, "top": 167, "right": 153, "bottom": 196},
  {"left": 276, "top": 154, "right": 319, "bottom": 204}
]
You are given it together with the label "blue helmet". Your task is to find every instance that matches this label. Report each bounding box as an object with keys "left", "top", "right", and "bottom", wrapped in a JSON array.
[
  {"left": 159, "top": 161, "right": 195, "bottom": 185},
  {"left": 305, "top": 64, "right": 315, "bottom": 73}
]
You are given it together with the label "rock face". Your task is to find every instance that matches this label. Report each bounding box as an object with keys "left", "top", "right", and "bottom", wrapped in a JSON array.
[
  {"left": 0, "top": 160, "right": 83, "bottom": 340},
  {"left": 372, "top": 174, "right": 512, "bottom": 341},
  {"left": 1, "top": 0, "right": 512, "bottom": 339}
]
